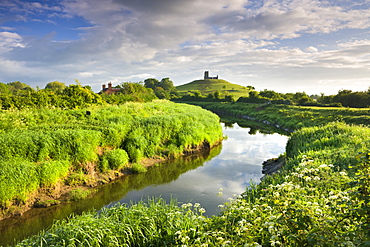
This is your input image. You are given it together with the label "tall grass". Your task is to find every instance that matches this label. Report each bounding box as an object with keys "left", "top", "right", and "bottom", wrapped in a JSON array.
[
  {"left": 17, "top": 198, "right": 207, "bottom": 247},
  {"left": 0, "top": 100, "right": 223, "bottom": 209}
]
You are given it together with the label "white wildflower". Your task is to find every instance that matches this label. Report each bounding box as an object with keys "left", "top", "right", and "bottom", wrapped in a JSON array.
[{"left": 199, "top": 208, "right": 206, "bottom": 214}]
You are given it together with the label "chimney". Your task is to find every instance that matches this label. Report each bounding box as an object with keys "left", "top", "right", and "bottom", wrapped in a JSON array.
[
  {"left": 102, "top": 84, "right": 107, "bottom": 90},
  {"left": 108, "top": 82, "right": 112, "bottom": 89}
]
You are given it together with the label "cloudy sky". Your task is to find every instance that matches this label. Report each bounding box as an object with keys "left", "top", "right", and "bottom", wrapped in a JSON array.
[{"left": 1, "top": 0, "right": 370, "bottom": 94}]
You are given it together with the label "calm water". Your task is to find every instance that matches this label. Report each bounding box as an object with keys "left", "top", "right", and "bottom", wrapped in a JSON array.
[{"left": 0, "top": 122, "right": 288, "bottom": 246}]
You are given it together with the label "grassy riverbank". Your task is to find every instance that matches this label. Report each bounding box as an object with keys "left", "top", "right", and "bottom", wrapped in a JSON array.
[
  {"left": 16, "top": 122, "right": 370, "bottom": 246},
  {"left": 15, "top": 103, "right": 370, "bottom": 246},
  {"left": 0, "top": 100, "right": 223, "bottom": 219},
  {"left": 178, "top": 101, "right": 370, "bottom": 131}
]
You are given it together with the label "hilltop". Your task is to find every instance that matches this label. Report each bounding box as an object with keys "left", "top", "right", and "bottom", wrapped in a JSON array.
[{"left": 176, "top": 79, "right": 251, "bottom": 97}]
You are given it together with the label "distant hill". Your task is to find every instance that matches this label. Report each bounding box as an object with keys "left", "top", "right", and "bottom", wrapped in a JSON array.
[{"left": 176, "top": 79, "right": 251, "bottom": 97}]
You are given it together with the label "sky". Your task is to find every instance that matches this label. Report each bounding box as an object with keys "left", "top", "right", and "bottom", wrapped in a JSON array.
[{"left": 0, "top": 0, "right": 370, "bottom": 95}]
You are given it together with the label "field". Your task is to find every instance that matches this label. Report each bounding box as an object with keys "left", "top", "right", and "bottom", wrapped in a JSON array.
[
  {"left": 15, "top": 103, "right": 370, "bottom": 246},
  {"left": 0, "top": 100, "right": 223, "bottom": 219},
  {"left": 178, "top": 101, "right": 370, "bottom": 131},
  {"left": 176, "top": 79, "right": 251, "bottom": 97}
]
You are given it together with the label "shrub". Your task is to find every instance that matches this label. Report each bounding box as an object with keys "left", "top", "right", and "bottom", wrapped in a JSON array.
[
  {"left": 100, "top": 149, "right": 129, "bottom": 172},
  {"left": 37, "top": 160, "right": 70, "bottom": 187}
]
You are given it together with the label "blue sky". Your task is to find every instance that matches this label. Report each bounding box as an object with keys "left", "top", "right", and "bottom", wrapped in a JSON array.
[{"left": 1, "top": 0, "right": 370, "bottom": 94}]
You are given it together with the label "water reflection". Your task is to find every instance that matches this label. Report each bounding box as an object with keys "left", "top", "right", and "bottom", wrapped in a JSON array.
[
  {"left": 106, "top": 122, "right": 288, "bottom": 217},
  {"left": 0, "top": 144, "right": 221, "bottom": 246},
  {"left": 0, "top": 122, "right": 288, "bottom": 246}
]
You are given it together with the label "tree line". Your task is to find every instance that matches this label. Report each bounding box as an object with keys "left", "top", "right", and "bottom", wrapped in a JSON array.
[
  {"left": 176, "top": 87, "right": 370, "bottom": 108},
  {"left": 1, "top": 79, "right": 369, "bottom": 109},
  {"left": 0, "top": 78, "right": 178, "bottom": 110}
]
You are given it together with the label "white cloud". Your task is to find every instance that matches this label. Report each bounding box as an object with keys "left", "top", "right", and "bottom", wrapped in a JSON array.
[
  {"left": 0, "top": 0, "right": 370, "bottom": 94},
  {"left": 0, "top": 31, "right": 24, "bottom": 53},
  {"left": 306, "top": 46, "right": 318, "bottom": 52}
]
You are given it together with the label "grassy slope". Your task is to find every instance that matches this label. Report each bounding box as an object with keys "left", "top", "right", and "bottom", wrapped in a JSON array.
[{"left": 176, "top": 79, "right": 250, "bottom": 97}]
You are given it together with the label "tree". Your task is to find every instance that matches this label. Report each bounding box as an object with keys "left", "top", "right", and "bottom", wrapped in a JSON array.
[
  {"left": 121, "top": 82, "right": 147, "bottom": 94},
  {"left": 7, "top": 81, "right": 33, "bottom": 95},
  {"left": 213, "top": 90, "right": 222, "bottom": 99},
  {"left": 249, "top": 90, "right": 259, "bottom": 98},
  {"left": 192, "top": 90, "right": 202, "bottom": 98},
  {"left": 144, "top": 77, "right": 177, "bottom": 99},
  {"left": 224, "top": 94, "right": 236, "bottom": 102},
  {"left": 45, "top": 81, "right": 66, "bottom": 94},
  {"left": 154, "top": 87, "right": 169, "bottom": 99},
  {"left": 144, "top": 78, "right": 160, "bottom": 90},
  {"left": 62, "top": 84, "right": 103, "bottom": 108},
  {"left": 259, "top": 89, "right": 280, "bottom": 99},
  {"left": 317, "top": 93, "right": 334, "bottom": 104},
  {"left": 0, "top": 83, "right": 11, "bottom": 95},
  {"left": 159, "top": 78, "right": 176, "bottom": 92},
  {"left": 119, "top": 82, "right": 157, "bottom": 102},
  {"left": 297, "top": 95, "right": 313, "bottom": 105}
]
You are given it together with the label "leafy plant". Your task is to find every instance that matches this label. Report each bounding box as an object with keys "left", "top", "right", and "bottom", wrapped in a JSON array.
[{"left": 99, "top": 149, "right": 129, "bottom": 172}]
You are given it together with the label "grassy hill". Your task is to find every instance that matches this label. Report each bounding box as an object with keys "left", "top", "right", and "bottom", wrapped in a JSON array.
[{"left": 176, "top": 79, "right": 251, "bottom": 97}]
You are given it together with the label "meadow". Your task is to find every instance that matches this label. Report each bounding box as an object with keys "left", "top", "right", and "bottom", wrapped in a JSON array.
[
  {"left": 14, "top": 102, "right": 370, "bottom": 246},
  {"left": 0, "top": 100, "right": 223, "bottom": 218},
  {"left": 178, "top": 101, "right": 370, "bottom": 131}
]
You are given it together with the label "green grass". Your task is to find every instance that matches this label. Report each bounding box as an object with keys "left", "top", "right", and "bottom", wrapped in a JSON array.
[
  {"left": 179, "top": 101, "right": 370, "bottom": 132},
  {"left": 0, "top": 100, "right": 223, "bottom": 209},
  {"left": 176, "top": 79, "right": 251, "bottom": 97},
  {"left": 17, "top": 198, "right": 208, "bottom": 246},
  {"left": 15, "top": 112, "right": 370, "bottom": 246}
]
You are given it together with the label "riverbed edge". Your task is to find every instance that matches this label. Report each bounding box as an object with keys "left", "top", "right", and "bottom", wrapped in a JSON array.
[{"left": 0, "top": 140, "right": 223, "bottom": 222}]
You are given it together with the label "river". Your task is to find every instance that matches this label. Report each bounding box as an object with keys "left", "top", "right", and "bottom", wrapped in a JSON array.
[{"left": 0, "top": 120, "right": 288, "bottom": 246}]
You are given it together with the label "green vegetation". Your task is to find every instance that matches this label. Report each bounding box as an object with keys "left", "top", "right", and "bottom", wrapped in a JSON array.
[
  {"left": 177, "top": 101, "right": 370, "bottom": 131},
  {"left": 176, "top": 79, "right": 253, "bottom": 98},
  {"left": 102, "top": 82, "right": 157, "bottom": 104},
  {"left": 175, "top": 79, "right": 370, "bottom": 108},
  {"left": 0, "top": 81, "right": 157, "bottom": 110},
  {"left": 69, "top": 188, "right": 96, "bottom": 201},
  {"left": 0, "top": 100, "right": 222, "bottom": 212},
  {"left": 144, "top": 77, "right": 179, "bottom": 99},
  {"left": 17, "top": 123, "right": 370, "bottom": 246},
  {"left": 99, "top": 149, "right": 130, "bottom": 172},
  {"left": 2, "top": 77, "right": 370, "bottom": 245}
]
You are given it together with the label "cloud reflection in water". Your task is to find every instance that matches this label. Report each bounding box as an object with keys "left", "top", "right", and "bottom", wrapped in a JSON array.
[{"left": 116, "top": 123, "right": 288, "bottom": 215}]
